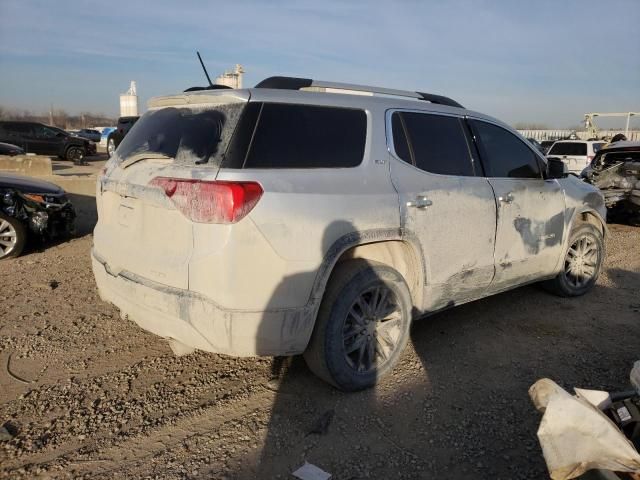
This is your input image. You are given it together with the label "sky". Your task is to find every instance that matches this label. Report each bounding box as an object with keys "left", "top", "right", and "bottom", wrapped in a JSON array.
[{"left": 0, "top": 0, "right": 638, "bottom": 128}]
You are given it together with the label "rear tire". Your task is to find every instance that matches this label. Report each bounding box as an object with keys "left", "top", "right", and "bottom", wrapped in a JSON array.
[
  {"left": 0, "top": 213, "right": 26, "bottom": 259},
  {"left": 542, "top": 222, "right": 604, "bottom": 297},
  {"left": 303, "top": 260, "right": 412, "bottom": 391}
]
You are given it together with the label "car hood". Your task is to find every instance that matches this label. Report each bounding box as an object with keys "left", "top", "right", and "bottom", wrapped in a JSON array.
[{"left": 0, "top": 173, "right": 65, "bottom": 194}]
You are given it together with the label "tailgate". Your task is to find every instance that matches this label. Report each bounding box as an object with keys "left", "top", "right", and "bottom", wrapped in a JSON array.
[
  {"left": 560, "top": 155, "right": 586, "bottom": 172},
  {"left": 94, "top": 161, "right": 194, "bottom": 289},
  {"left": 93, "top": 91, "right": 249, "bottom": 290}
]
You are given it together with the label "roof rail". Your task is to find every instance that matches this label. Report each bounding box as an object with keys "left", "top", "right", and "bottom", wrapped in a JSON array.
[{"left": 254, "top": 76, "right": 464, "bottom": 108}]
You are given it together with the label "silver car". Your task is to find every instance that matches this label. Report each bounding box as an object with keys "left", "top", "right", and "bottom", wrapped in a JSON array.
[{"left": 92, "top": 76, "right": 607, "bottom": 391}]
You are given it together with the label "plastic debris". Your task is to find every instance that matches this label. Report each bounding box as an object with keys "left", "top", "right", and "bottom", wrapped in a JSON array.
[
  {"left": 529, "top": 378, "right": 640, "bottom": 479},
  {"left": 631, "top": 361, "right": 640, "bottom": 394},
  {"left": 292, "top": 461, "right": 332, "bottom": 480}
]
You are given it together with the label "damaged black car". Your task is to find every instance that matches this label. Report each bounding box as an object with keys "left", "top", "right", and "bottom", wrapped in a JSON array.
[
  {"left": 582, "top": 141, "right": 640, "bottom": 224},
  {"left": 0, "top": 173, "right": 75, "bottom": 259}
]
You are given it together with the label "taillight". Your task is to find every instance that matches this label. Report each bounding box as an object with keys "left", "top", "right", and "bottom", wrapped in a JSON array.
[
  {"left": 149, "top": 177, "right": 263, "bottom": 224},
  {"left": 587, "top": 155, "right": 594, "bottom": 165}
]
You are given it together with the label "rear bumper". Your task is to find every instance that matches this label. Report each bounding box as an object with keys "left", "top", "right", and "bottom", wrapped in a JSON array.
[{"left": 91, "top": 249, "right": 315, "bottom": 357}]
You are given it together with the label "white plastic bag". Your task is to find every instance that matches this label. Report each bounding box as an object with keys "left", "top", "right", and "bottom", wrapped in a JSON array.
[
  {"left": 631, "top": 360, "right": 640, "bottom": 394},
  {"left": 529, "top": 378, "right": 640, "bottom": 480}
]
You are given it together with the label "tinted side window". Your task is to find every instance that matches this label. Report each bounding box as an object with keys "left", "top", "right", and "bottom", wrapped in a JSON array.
[
  {"left": 244, "top": 103, "right": 366, "bottom": 168},
  {"left": 391, "top": 112, "right": 411, "bottom": 163},
  {"left": 33, "top": 125, "right": 57, "bottom": 138},
  {"left": 223, "top": 102, "right": 262, "bottom": 169},
  {"left": 548, "top": 142, "right": 587, "bottom": 156},
  {"left": 392, "top": 112, "right": 474, "bottom": 176},
  {"left": 471, "top": 121, "right": 542, "bottom": 179}
]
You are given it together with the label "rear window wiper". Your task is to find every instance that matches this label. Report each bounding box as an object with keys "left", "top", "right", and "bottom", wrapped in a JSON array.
[{"left": 120, "top": 152, "right": 173, "bottom": 169}]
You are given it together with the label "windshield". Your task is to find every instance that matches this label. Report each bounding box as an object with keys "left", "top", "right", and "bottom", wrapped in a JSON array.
[{"left": 115, "top": 103, "right": 245, "bottom": 166}]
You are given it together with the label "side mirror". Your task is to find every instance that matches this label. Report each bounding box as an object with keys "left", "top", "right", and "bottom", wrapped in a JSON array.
[
  {"left": 546, "top": 157, "right": 567, "bottom": 179},
  {"left": 56, "top": 132, "right": 65, "bottom": 138}
]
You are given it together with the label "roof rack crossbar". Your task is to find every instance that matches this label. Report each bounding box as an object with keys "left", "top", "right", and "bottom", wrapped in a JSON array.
[{"left": 254, "top": 76, "right": 464, "bottom": 108}]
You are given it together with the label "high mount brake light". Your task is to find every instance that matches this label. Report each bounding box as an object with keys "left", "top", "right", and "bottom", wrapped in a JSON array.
[{"left": 149, "top": 177, "right": 263, "bottom": 224}]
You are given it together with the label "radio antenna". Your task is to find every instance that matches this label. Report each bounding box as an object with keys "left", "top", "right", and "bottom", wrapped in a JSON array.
[{"left": 197, "top": 51, "right": 214, "bottom": 87}]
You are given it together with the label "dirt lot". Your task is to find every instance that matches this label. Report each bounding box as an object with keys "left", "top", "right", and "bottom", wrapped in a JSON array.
[{"left": 0, "top": 225, "right": 639, "bottom": 479}]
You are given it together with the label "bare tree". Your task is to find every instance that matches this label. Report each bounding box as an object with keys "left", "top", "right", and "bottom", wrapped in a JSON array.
[
  {"left": 514, "top": 122, "right": 551, "bottom": 130},
  {"left": 0, "top": 105, "right": 116, "bottom": 129}
]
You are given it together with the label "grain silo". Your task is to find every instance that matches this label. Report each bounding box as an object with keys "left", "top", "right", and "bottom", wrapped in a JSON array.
[
  {"left": 119, "top": 81, "right": 139, "bottom": 117},
  {"left": 215, "top": 65, "right": 244, "bottom": 89}
]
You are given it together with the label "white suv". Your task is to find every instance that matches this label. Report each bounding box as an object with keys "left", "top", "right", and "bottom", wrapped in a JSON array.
[
  {"left": 547, "top": 140, "right": 605, "bottom": 174},
  {"left": 92, "top": 76, "right": 607, "bottom": 391}
]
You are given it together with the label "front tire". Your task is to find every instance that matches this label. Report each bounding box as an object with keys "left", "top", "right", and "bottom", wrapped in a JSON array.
[
  {"left": 304, "top": 260, "right": 412, "bottom": 391},
  {"left": 66, "top": 146, "right": 85, "bottom": 163},
  {"left": 543, "top": 222, "right": 604, "bottom": 297},
  {"left": 0, "top": 213, "right": 26, "bottom": 259}
]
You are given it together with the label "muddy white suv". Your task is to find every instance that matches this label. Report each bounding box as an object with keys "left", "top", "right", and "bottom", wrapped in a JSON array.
[{"left": 92, "top": 76, "right": 607, "bottom": 391}]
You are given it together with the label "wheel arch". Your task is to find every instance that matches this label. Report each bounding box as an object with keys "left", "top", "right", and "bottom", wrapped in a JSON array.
[
  {"left": 300, "top": 228, "right": 426, "bottom": 352},
  {"left": 571, "top": 207, "right": 607, "bottom": 238},
  {"left": 551, "top": 207, "right": 607, "bottom": 276}
]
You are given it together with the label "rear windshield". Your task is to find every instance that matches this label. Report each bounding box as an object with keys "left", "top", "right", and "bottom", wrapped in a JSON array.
[
  {"left": 548, "top": 142, "right": 587, "bottom": 156},
  {"left": 593, "top": 143, "right": 605, "bottom": 152},
  {"left": 115, "top": 103, "right": 244, "bottom": 166}
]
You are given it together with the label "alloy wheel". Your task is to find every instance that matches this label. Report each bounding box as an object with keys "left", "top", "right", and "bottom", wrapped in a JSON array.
[
  {"left": 0, "top": 219, "right": 17, "bottom": 258},
  {"left": 342, "top": 285, "right": 402, "bottom": 373},
  {"left": 564, "top": 234, "right": 599, "bottom": 288}
]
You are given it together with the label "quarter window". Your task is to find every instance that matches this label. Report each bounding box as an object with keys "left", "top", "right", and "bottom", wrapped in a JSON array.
[
  {"left": 243, "top": 103, "right": 366, "bottom": 168},
  {"left": 391, "top": 112, "right": 475, "bottom": 176},
  {"left": 470, "top": 120, "right": 542, "bottom": 179}
]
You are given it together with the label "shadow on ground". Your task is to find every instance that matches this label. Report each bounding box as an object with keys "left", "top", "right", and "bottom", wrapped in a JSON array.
[{"left": 226, "top": 265, "right": 640, "bottom": 479}]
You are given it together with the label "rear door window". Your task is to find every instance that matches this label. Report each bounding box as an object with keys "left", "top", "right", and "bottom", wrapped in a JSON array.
[
  {"left": 391, "top": 111, "right": 475, "bottom": 176},
  {"left": 4, "top": 123, "right": 32, "bottom": 136},
  {"left": 548, "top": 142, "right": 587, "bottom": 156},
  {"left": 470, "top": 120, "right": 542, "bottom": 179},
  {"left": 243, "top": 103, "right": 366, "bottom": 168}
]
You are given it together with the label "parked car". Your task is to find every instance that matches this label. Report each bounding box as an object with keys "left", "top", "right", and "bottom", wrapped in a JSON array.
[
  {"left": 0, "top": 121, "right": 96, "bottom": 163},
  {"left": 582, "top": 141, "right": 640, "bottom": 222},
  {"left": 92, "top": 76, "right": 607, "bottom": 391},
  {"left": 99, "top": 127, "right": 116, "bottom": 149},
  {"left": 540, "top": 140, "right": 556, "bottom": 154},
  {"left": 546, "top": 140, "right": 605, "bottom": 174},
  {"left": 75, "top": 128, "right": 102, "bottom": 143},
  {"left": 0, "top": 142, "right": 24, "bottom": 156},
  {"left": 106, "top": 116, "right": 139, "bottom": 156},
  {"left": 527, "top": 138, "right": 546, "bottom": 154},
  {"left": 0, "top": 173, "right": 75, "bottom": 259}
]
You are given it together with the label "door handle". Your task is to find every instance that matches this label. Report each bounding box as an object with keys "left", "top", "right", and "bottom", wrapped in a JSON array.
[
  {"left": 498, "top": 192, "right": 514, "bottom": 204},
  {"left": 406, "top": 196, "right": 432, "bottom": 209}
]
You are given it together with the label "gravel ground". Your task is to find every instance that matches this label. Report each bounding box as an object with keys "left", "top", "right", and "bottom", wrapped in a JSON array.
[{"left": 0, "top": 225, "right": 639, "bottom": 479}]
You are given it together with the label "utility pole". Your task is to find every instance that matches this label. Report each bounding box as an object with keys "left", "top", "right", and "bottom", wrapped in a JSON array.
[{"left": 49, "top": 103, "right": 53, "bottom": 126}]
